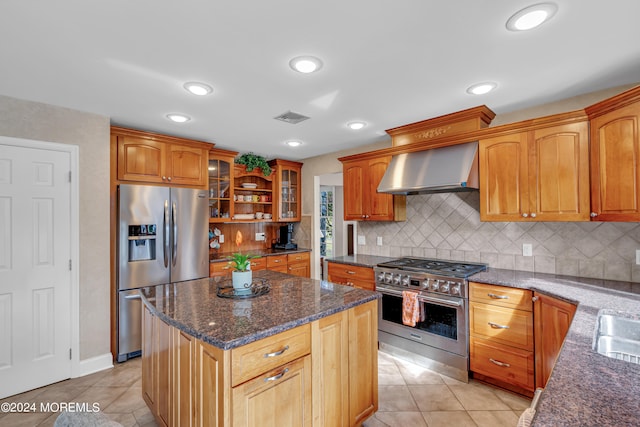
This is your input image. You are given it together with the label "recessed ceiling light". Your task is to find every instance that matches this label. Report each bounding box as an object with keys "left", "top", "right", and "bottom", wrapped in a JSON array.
[
  {"left": 183, "top": 82, "right": 213, "bottom": 96},
  {"left": 347, "top": 121, "right": 367, "bottom": 130},
  {"left": 506, "top": 3, "right": 558, "bottom": 31},
  {"left": 289, "top": 56, "right": 323, "bottom": 74},
  {"left": 286, "top": 140, "right": 302, "bottom": 147},
  {"left": 466, "top": 82, "right": 498, "bottom": 95},
  {"left": 166, "top": 113, "right": 191, "bottom": 123}
]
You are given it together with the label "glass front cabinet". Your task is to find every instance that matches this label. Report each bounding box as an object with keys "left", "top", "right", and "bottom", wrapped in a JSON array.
[
  {"left": 208, "top": 148, "right": 237, "bottom": 223},
  {"left": 269, "top": 159, "right": 303, "bottom": 222}
]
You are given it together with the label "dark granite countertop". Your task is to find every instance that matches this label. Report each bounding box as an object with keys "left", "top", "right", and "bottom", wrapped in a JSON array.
[
  {"left": 325, "top": 254, "right": 397, "bottom": 268},
  {"left": 470, "top": 268, "right": 640, "bottom": 427},
  {"left": 210, "top": 247, "right": 311, "bottom": 263},
  {"left": 140, "top": 270, "right": 379, "bottom": 351}
]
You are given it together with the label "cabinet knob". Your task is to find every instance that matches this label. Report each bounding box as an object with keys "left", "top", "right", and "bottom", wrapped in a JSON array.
[
  {"left": 590, "top": 212, "right": 598, "bottom": 218},
  {"left": 162, "top": 176, "right": 167, "bottom": 180},
  {"left": 530, "top": 213, "right": 537, "bottom": 218},
  {"left": 167, "top": 176, "right": 172, "bottom": 181},
  {"left": 522, "top": 213, "right": 528, "bottom": 218}
]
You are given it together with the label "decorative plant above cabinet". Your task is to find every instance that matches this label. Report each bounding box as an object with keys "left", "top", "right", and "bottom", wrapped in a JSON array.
[{"left": 235, "top": 153, "right": 272, "bottom": 176}]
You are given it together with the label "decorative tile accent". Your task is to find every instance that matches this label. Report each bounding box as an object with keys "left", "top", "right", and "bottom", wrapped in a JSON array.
[{"left": 354, "top": 193, "right": 640, "bottom": 282}]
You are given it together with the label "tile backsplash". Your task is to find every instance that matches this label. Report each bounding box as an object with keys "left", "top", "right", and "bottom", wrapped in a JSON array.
[{"left": 357, "top": 192, "right": 640, "bottom": 283}]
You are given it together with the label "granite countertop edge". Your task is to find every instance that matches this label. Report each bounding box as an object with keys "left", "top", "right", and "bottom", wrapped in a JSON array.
[
  {"left": 469, "top": 268, "right": 640, "bottom": 426},
  {"left": 324, "top": 254, "right": 398, "bottom": 268}
]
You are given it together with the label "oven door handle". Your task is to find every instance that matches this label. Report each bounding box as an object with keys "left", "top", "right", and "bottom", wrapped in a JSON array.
[{"left": 378, "top": 287, "right": 463, "bottom": 308}]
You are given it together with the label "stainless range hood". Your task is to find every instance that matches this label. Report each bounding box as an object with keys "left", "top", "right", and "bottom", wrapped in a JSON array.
[{"left": 377, "top": 141, "right": 479, "bottom": 195}]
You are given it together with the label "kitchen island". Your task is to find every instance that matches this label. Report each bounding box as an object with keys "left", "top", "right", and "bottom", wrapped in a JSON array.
[
  {"left": 140, "top": 270, "right": 379, "bottom": 427},
  {"left": 471, "top": 269, "right": 640, "bottom": 427}
]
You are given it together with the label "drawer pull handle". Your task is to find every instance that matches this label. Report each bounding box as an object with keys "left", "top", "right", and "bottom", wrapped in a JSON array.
[
  {"left": 273, "top": 259, "right": 281, "bottom": 263},
  {"left": 264, "top": 345, "right": 289, "bottom": 358},
  {"left": 489, "top": 358, "right": 511, "bottom": 368},
  {"left": 264, "top": 368, "right": 289, "bottom": 382},
  {"left": 346, "top": 270, "right": 356, "bottom": 275},
  {"left": 487, "top": 293, "right": 508, "bottom": 299},
  {"left": 488, "top": 322, "right": 510, "bottom": 329}
]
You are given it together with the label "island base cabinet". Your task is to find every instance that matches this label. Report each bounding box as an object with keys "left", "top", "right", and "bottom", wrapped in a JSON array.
[
  {"left": 143, "top": 300, "right": 378, "bottom": 427},
  {"left": 231, "top": 356, "right": 312, "bottom": 427}
]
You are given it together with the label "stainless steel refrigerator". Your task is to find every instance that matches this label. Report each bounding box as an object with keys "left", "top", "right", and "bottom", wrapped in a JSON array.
[{"left": 117, "top": 184, "right": 209, "bottom": 362}]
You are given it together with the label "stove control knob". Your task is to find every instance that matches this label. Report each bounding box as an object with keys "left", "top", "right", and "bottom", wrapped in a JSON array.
[
  {"left": 431, "top": 280, "right": 441, "bottom": 291},
  {"left": 377, "top": 271, "right": 386, "bottom": 282},
  {"left": 440, "top": 281, "right": 450, "bottom": 293},
  {"left": 450, "top": 283, "right": 461, "bottom": 296},
  {"left": 401, "top": 275, "right": 411, "bottom": 287},
  {"left": 393, "top": 274, "right": 402, "bottom": 285},
  {"left": 421, "top": 278, "right": 430, "bottom": 289},
  {"left": 384, "top": 273, "right": 393, "bottom": 284}
]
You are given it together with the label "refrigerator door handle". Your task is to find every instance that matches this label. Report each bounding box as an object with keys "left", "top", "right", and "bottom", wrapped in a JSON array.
[
  {"left": 172, "top": 201, "right": 178, "bottom": 266},
  {"left": 163, "top": 199, "right": 170, "bottom": 268}
]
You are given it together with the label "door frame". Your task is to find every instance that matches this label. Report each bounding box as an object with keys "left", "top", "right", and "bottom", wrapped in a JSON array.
[{"left": 1, "top": 136, "right": 80, "bottom": 377}]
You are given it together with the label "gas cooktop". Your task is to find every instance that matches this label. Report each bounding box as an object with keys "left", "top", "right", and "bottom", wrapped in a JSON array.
[{"left": 376, "top": 257, "right": 487, "bottom": 278}]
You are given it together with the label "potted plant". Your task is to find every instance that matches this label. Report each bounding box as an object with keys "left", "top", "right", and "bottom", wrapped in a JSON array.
[
  {"left": 235, "top": 152, "right": 272, "bottom": 176},
  {"left": 228, "top": 230, "right": 259, "bottom": 292}
]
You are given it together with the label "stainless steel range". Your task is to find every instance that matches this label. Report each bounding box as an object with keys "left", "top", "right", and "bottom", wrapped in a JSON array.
[{"left": 375, "top": 257, "right": 487, "bottom": 382}]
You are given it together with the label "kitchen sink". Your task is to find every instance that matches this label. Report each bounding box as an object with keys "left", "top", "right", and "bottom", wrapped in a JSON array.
[{"left": 593, "top": 313, "right": 640, "bottom": 365}]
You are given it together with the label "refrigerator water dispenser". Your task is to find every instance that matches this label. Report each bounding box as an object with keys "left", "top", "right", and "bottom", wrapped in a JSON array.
[{"left": 128, "top": 224, "right": 156, "bottom": 261}]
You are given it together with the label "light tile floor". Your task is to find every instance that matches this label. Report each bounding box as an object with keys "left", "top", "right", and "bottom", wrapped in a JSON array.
[
  {"left": 0, "top": 351, "right": 530, "bottom": 427},
  {"left": 364, "top": 351, "right": 531, "bottom": 427}
]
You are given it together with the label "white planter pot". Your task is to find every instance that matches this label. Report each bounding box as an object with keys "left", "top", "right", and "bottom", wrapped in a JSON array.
[{"left": 232, "top": 270, "right": 252, "bottom": 292}]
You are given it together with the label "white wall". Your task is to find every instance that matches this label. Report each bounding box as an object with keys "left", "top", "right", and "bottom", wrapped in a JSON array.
[{"left": 0, "top": 95, "right": 111, "bottom": 362}]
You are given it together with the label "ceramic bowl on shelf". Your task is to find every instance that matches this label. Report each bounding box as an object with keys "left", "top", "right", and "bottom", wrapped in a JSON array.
[
  {"left": 241, "top": 183, "right": 258, "bottom": 189},
  {"left": 233, "top": 213, "right": 255, "bottom": 220},
  {"left": 263, "top": 213, "right": 272, "bottom": 219}
]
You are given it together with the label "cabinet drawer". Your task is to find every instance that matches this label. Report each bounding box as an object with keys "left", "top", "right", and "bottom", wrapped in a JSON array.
[
  {"left": 287, "top": 252, "right": 310, "bottom": 263},
  {"left": 469, "top": 282, "right": 532, "bottom": 311},
  {"left": 327, "top": 263, "right": 374, "bottom": 282},
  {"left": 231, "top": 324, "right": 311, "bottom": 387},
  {"left": 210, "top": 261, "right": 232, "bottom": 277},
  {"left": 267, "top": 255, "right": 288, "bottom": 268},
  {"left": 470, "top": 336, "right": 534, "bottom": 391},
  {"left": 470, "top": 302, "right": 533, "bottom": 350},
  {"left": 249, "top": 257, "right": 266, "bottom": 271}
]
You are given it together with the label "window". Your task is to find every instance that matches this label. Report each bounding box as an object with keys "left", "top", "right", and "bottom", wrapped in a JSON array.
[{"left": 320, "top": 187, "right": 334, "bottom": 258}]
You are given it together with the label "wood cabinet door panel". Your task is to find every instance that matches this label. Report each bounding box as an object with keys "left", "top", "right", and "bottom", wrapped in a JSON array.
[
  {"left": 117, "top": 136, "right": 165, "bottom": 183},
  {"left": 174, "top": 329, "right": 194, "bottom": 427},
  {"left": 166, "top": 144, "right": 206, "bottom": 186},
  {"left": 479, "top": 133, "right": 528, "bottom": 221},
  {"left": 343, "top": 163, "right": 365, "bottom": 220},
  {"left": 231, "top": 355, "right": 312, "bottom": 427},
  {"left": 367, "top": 158, "right": 394, "bottom": 220},
  {"left": 195, "top": 341, "right": 227, "bottom": 427},
  {"left": 591, "top": 107, "right": 640, "bottom": 218},
  {"left": 534, "top": 293, "right": 576, "bottom": 388},
  {"left": 470, "top": 336, "right": 534, "bottom": 392},
  {"left": 532, "top": 122, "right": 590, "bottom": 221},
  {"left": 348, "top": 301, "right": 378, "bottom": 425},
  {"left": 470, "top": 302, "right": 534, "bottom": 350}
]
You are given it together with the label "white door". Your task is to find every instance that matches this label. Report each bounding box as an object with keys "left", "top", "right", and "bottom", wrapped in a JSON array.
[{"left": 0, "top": 140, "right": 72, "bottom": 398}]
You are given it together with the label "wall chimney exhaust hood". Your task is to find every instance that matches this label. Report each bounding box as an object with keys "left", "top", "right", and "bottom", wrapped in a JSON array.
[{"left": 377, "top": 142, "right": 479, "bottom": 195}]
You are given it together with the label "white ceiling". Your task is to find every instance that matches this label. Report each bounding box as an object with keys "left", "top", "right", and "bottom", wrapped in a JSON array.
[{"left": 2, "top": 1, "right": 640, "bottom": 161}]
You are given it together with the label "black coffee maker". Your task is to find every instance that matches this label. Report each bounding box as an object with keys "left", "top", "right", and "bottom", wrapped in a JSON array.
[{"left": 274, "top": 224, "right": 297, "bottom": 250}]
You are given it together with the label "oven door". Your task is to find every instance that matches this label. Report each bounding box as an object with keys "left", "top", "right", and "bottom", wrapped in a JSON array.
[{"left": 378, "top": 287, "right": 467, "bottom": 357}]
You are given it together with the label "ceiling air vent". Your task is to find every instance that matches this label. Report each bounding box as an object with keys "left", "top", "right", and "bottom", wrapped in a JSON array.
[{"left": 274, "top": 111, "right": 310, "bottom": 124}]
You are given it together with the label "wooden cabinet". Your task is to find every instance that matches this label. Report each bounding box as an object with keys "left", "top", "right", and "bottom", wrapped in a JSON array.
[
  {"left": 266, "top": 254, "right": 288, "bottom": 273},
  {"left": 269, "top": 159, "right": 303, "bottom": 222},
  {"left": 113, "top": 126, "right": 210, "bottom": 188},
  {"left": 208, "top": 149, "right": 237, "bottom": 223},
  {"left": 479, "top": 115, "right": 590, "bottom": 221},
  {"left": 469, "top": 282, "right": 534, "bottom": 394},
  {"left": 533, "top": 292, "right": 576, "bottom": 388},
  {"left": 143, "top": 301, "right": 377, "bottom": 426},
  {"left": 340, "top": 156, "right": 406, "bottom": 221},
  {"left": 249, "top": 256, "right": 266, "bottom": 271},
  {"left": 210, "top": 261, "right": 233, "bottom": 277},
  {"left": 311, "top": 300, "right": 378, "bottom": 427},
  {"left": 326, "top": 262, "right": 375, "bottom": 291},
  {"left": 586, "top": 86, "right": 640, "bottom": 221},
  {"left": 287, "top": 252, "right": 310, "bottom": 278},
  {"left": 233, "top": 165, "right": 275, "bottom": 222}
]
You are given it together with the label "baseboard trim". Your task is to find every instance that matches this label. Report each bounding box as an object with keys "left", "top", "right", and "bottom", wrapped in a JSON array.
[{"left": 74, "top": 353, "right": 114, "bottom": 378}]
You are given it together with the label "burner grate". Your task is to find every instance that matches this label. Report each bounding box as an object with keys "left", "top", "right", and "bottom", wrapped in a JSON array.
[{"left": 377, "top": 257, "right": 487, "bottom": 278}]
